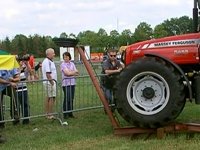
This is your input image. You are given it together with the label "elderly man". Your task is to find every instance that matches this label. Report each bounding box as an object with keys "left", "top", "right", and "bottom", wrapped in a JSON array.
[{"left": 42, "top": 48, "right": 57, "bottom": 119}]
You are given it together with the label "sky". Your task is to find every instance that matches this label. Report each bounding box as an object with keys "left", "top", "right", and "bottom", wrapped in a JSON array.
[{"left": 0, "top": 0, "right": 193, "bottom": 40}]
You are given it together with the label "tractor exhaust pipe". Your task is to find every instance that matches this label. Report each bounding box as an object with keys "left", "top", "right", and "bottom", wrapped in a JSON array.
[
  {"left": 193, "top": 0, "right": 199, "bottom": 32},
  {"left": 193, "top": 0, "right": 200, "bottom": 32}
]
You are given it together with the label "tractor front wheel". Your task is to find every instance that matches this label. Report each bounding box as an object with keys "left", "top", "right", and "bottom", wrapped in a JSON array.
[{"left": 114, "top": 57, "right": 186, "bottom": 128}]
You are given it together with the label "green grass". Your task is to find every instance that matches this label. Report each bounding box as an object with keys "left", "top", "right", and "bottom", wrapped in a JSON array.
[{"left": 1, "top": 102, "right": 200, "bottom": 150}]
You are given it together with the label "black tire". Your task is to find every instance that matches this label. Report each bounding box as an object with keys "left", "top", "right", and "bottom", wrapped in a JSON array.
[{"left": 114, "top": 57, "right": 186, "bottom": 128}]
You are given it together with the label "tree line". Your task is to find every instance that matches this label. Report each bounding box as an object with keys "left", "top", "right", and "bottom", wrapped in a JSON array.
[{"left": 0, "top": 16, "right": 193, "bottom": 57}]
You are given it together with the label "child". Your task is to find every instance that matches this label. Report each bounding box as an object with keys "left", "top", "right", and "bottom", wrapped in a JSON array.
[{"left": 16, "top": 60, "right": 30, "bottom": 124}]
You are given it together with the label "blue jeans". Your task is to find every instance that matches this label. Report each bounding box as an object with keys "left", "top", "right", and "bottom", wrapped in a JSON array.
[
  {"left": 101, "top": 86, "right": 113, "bottom": 104},
  {"left": 17, "top": 90, "right": 30, "bottom": 123},
  {"left": 62, "top": 85, "right": 75, "bottom": 117}
]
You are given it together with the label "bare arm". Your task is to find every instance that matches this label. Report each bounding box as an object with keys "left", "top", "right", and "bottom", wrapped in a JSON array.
[
  {"left": 46, "top": 73, "right": 54, "bottom": 85},
  {"left": 8, "top": 74, "right": 20, "bottom": 82},
  {"left": 63, "top": 68, "right": 79, "bottom": 76},
  {"left": 105, "top": 68, "right": 122, "bottom": 75},
  {"left": 0, "top": 78, "right": 18, "bottom": 88},
  {"left": 0, "top": 78, "right": 11, "bottom": 84},
  {"left": 105, "top": 61, "right": 124, "bottom": 75}
]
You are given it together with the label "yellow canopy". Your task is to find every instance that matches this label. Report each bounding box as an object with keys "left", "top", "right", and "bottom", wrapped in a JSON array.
[{"left": 0, "top": 55, "right": 19, "bottom": 70}]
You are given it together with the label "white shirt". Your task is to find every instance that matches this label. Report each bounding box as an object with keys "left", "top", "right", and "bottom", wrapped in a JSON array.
[{"left": 42, "top": 58, "right": 57, "bottom": 84}]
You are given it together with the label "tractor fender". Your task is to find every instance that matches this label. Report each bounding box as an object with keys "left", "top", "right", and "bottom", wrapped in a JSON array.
[{"left": 144, "top": 53, "right": 192, "bottom": 102}]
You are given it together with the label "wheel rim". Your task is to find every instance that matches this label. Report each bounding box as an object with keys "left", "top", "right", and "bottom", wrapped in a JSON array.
[{"left": 126, "top": 71, "right": 170, "bottom": 115}]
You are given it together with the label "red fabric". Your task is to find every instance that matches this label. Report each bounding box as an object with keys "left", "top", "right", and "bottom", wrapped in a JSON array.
[{"left": 29, "top": 55, "right": 35, "bottom": 69}]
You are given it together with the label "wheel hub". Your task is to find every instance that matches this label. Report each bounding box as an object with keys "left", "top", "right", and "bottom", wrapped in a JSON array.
[
  {"left": 143, "top": 87, "right": 155, "bottom": 99},
  {"left": 126, "top": 72, "right": 170, "bottom": 115}
]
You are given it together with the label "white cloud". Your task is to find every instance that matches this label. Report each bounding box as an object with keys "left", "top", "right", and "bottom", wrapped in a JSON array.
[
  {"left": 76, "top": 0, "right": 114, "bottom": 11},
  {"left": 4, "top": 9, "right": 19, "bottom": 20}
]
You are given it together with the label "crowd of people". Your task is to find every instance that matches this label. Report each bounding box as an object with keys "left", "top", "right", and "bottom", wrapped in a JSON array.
[
  {"left": 0, "top": 47, "right": 123, "bottom": 143},
  {"left": 0, "top": 53, "right": 43, "bottom": 143}
]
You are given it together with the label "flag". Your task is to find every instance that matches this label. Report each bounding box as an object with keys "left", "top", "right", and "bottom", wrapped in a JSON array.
[{"left": 0, "top": 55, "right": 19, "bottom": 70}]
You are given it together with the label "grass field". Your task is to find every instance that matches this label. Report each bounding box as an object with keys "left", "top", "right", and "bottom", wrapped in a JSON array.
[{"left": 0, "top": 101, "right": 200, "bottom": 150}]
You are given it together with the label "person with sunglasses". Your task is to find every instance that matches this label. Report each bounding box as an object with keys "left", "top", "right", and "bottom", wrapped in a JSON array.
[{"left": 101, "top": 49, "right": 124, "bottom": 108}]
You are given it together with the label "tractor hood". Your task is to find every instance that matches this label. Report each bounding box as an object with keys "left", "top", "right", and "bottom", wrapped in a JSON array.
[{"left": 124, "top": 33, "right": 200, "bottom": 65}]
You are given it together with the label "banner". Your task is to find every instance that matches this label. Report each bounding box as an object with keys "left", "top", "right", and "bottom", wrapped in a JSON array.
[{"left": 0, "top": 55, "right": 19, "bottom": 70}]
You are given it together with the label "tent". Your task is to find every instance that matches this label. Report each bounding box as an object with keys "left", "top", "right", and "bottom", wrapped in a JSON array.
[
  {"left": 0, "top": 50, "right": 19, "bottom": 70},
  {"left": 0, "top": 49, "right": 10, "bottom": 55}
]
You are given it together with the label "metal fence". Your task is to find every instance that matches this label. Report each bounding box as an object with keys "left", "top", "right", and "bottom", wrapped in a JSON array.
[{"left": 0, "top": 62, "right": 105, "bottom": 125}]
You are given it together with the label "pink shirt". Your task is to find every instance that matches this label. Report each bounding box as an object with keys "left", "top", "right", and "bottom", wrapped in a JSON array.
[{"left": 60, "top": 61, "right": 77, "bottom": 86}]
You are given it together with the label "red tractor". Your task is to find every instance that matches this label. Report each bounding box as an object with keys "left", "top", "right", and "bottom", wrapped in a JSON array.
[{"left": 114, "top": 0, "right": 200, "bottom": 128}]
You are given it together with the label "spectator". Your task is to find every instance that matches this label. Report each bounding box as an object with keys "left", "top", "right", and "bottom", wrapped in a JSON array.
[
  {"left": 34, "top": 61, "right": 42, "bottom": 80},
  {"left": 16, "top": 60, "right": 30, "bottom": 124},
  {"left": 28, "top": 54, "right": 35, "bottom": 81},
  {"left": 0, "top": 67, "right": 20, "bottom": 144},
  {"left": 101, "top": 49, "right": 124, "bottom": 105},
  {"left": 35, "top": 61, "right": 42, "bottom": 72},
  {"left": 60, "top": 52, "right": 79, "bottom": 119},
  {"left": 0, "top": 69, "right": 20, "bottom": 127},
  {"left": 41, "top": 48, "right": 57, "bottom": 119}
]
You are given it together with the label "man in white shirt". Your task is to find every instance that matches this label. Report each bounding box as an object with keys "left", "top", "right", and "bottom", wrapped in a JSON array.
[{"left": 42, "top": 48, "right": 57, "bottom": 119}]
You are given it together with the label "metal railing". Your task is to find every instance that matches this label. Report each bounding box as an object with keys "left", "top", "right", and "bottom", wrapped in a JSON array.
[{"left": 0, "top": 63, "right": 107, "bottom": 123}]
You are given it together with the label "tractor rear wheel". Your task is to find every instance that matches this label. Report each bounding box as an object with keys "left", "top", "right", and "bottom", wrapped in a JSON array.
[{"left": 114, "top": 57, "right": 186, "bottom": 128}]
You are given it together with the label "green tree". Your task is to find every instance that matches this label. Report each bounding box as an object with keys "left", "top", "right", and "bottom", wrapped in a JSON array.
[
  {"left": 153, "top": 16, "right": 192, "bottom": 38},
  {"left": 176, "top": 16, "right": 193, "bottom": 34},
  {"left": 77, "top": 30, "right": 99, "bottom": 52},
  {"left": 31, "top": 34, "right": 41, "bottom": 56},
  {"left": 119, "top": 29, "right": 133, "bottom": 46},
  {"left": 97, "top": 28, "right": 108, "bottom": 52},
  {"left": 0, "top": 37, "right": 12, "bottom": 52},
  {"left": 11, "top": 34, "right": 28, "bottom": 55},
  {"left": 153, "top": 24, "right": 169, "bottom": 38},
  {"left": 109, "top": 30, "right": 119, "bottom": 49},
  {"left": 162, "top": 16, "right": 192, "bottom": 36},
  {"left": 60, "top": 32, "right": 68, "bottom": 38},
  {"left": 133, "top": 22, "right": 153, "bottom": 42}
]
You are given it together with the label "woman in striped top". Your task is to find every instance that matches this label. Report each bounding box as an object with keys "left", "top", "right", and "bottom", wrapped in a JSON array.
[{"left": 16, "top": 60, "right": 30, "bottom": 124}]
